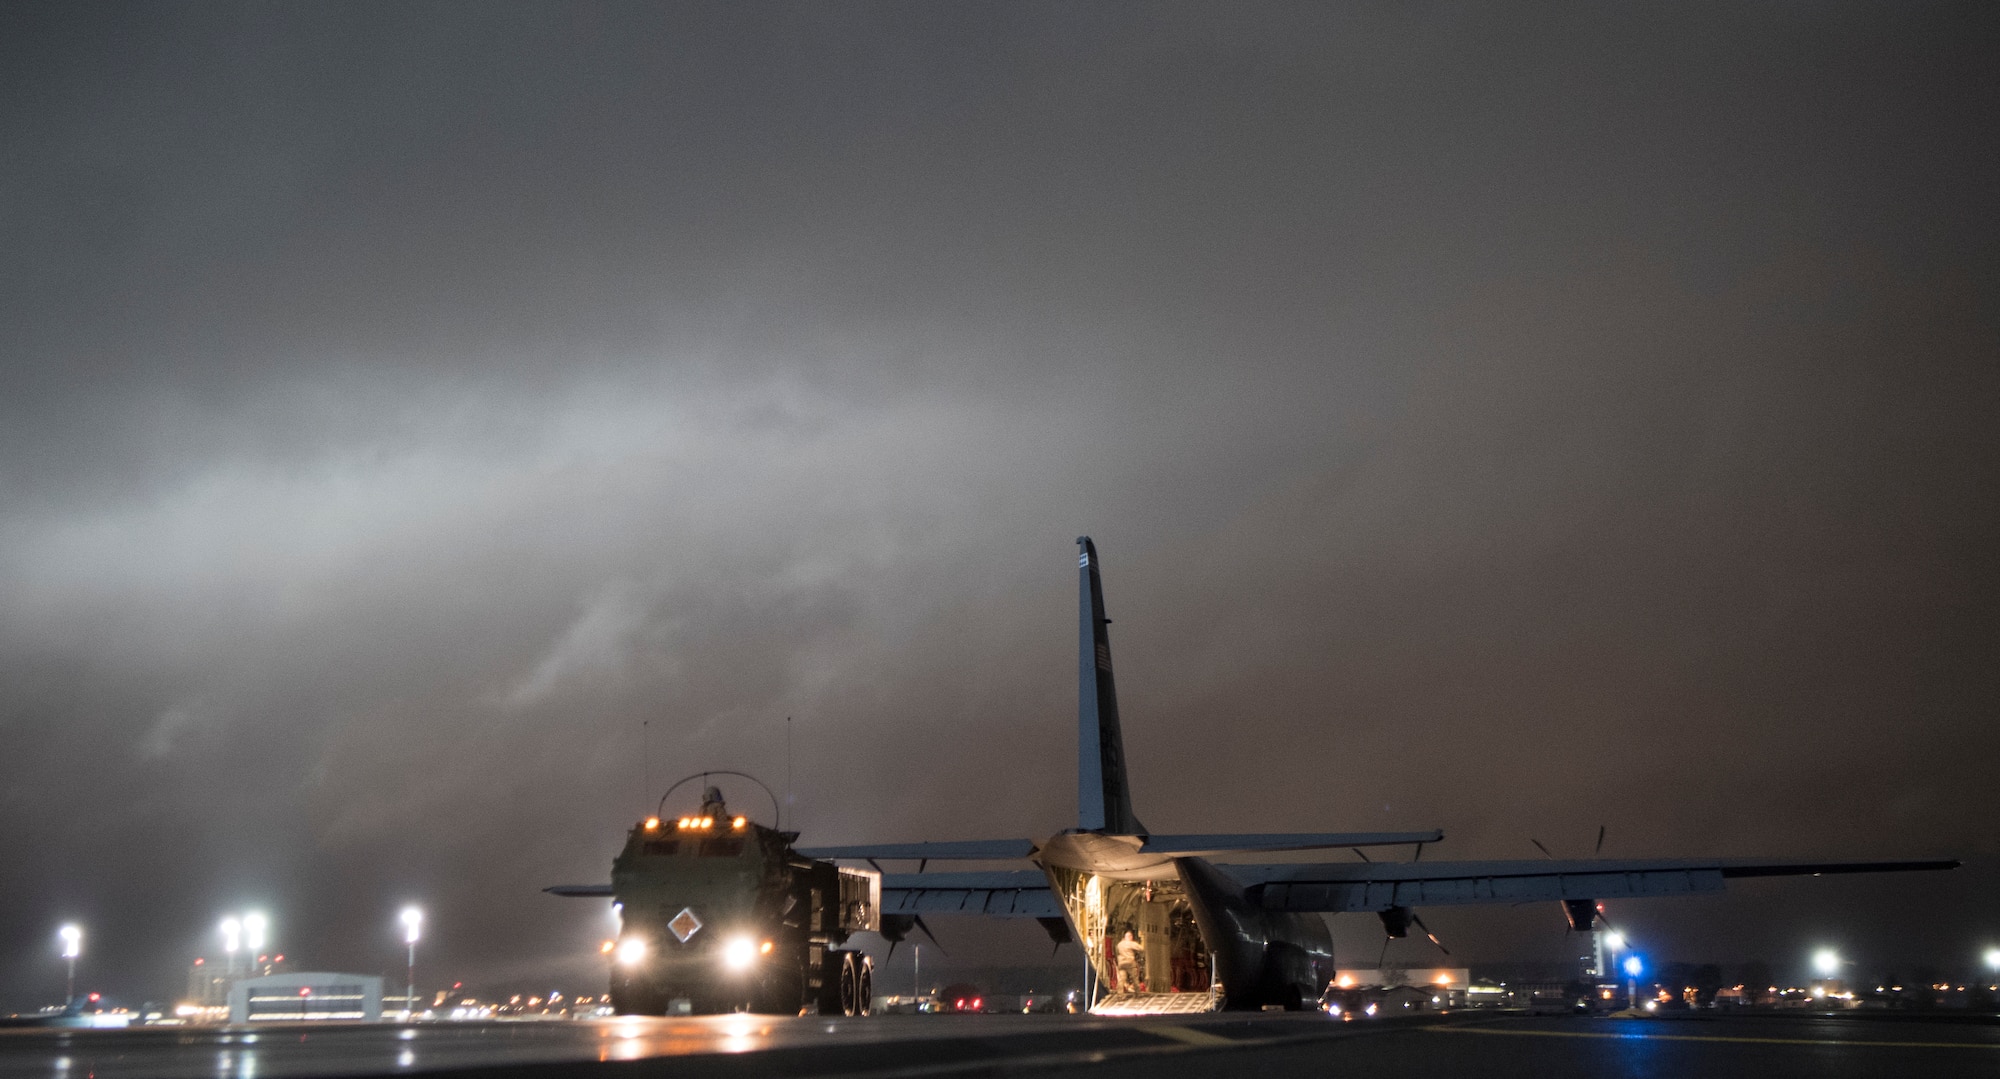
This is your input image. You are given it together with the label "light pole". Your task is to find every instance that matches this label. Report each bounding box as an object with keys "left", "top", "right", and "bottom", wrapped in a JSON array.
[
  {"left": 1984, "top": 947, "right": 1999, "bottom": 989},
  {"left": 1623, "top": 954, "right": 1643, "bottom": 1009},
  {"left": 58, "top": 925, "right": 81, "bottom": 1005},
  {"left": 401, "top": 908, "right": 423, "bottom": 1021},
  {"left": 221, "top": 917, "right": 242, "bottom": 977},
  {"left": 244, "top": 913, "right": 268, "bottom": 976}
]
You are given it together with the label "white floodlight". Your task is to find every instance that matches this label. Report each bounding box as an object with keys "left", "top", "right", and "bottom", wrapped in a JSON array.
[
  {"left": 401, "top": 907, "right": 423, "bottom": 945},
  {"left": 244, "top": 912, "right": 268, "bottom": 954},
  {"left": 58, "top": 925, "right": 81, "bottom": 959},
  {"left": 1603, "top": 931, "right": 1625, "bottom": 952},
  {"left": 1813, "top": 949, "right": 1839, "bottom": 978},
  {"left": 220, "top": 917, "right": 242, "bottom": 954}
]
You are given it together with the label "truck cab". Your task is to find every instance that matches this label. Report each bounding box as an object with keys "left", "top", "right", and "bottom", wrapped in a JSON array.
[{"left": 606, "top": 788, "right": 878, "bottom": 1015}]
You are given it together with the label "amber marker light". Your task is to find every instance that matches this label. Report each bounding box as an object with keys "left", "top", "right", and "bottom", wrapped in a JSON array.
[
  {"left": 733, "top": 816, "right": 747, "bottom": 829},
  {"left": 644, "top": 818, "right": 660, "bottom": 830}
]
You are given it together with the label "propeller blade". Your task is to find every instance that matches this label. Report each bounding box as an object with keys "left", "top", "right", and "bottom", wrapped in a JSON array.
[
  {"left": 1377, "top": 935, "right": 1391, "bottom": 968},
  {"left": 1594, "top": 826, "right": 1606, "bottom": 856},
  {"left": 914, "top": 915, "right": 948, "bottom": 956},
  {"left": 1410, "top": 912, "right": 1452, "bottom": 956},
  {"left": 1351, "top": 847, "right": 1372, "bottom": 863},
  {"left": 1531, "top": 838, "right": 1556, "bottom": 860}
]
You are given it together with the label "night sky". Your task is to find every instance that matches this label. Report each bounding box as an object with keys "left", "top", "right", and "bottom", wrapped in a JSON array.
[{"left": 3, "top": 2, "right": 1996, "bottom": 1010}]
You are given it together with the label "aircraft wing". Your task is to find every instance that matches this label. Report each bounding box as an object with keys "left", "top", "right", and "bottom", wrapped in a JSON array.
[
  {"left": 544, "top": 884, "right": 615, "bottom": 897},
  {"left": 795, "top": 839, "right": 1039, "bottom": 861},
  {"left": 1227, "top": 856, "right": 1961, "bottom": 912},
  {"left": 1139, "top": 830, "right": 1442, "bottom": 856},
  {"left": 880, "top": 870, "right": 1062, "bottom": 918}
]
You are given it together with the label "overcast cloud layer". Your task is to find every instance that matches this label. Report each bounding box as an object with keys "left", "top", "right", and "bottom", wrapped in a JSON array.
[{"left": 2, "top": 2, "right": 1996, "bottom": 1007}]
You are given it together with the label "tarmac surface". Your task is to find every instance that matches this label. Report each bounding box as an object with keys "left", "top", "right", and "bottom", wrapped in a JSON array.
[{"left": 2, "top": 1010, "right": 1996, "bottom": 1078}]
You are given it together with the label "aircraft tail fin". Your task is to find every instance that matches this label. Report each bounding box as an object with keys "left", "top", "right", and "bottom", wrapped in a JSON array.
[{"left": 1077, "top": 537, "right": 1145, "bottom": 835}]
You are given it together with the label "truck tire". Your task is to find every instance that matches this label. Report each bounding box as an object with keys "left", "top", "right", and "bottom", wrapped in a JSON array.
[
  {"left": 855, "top": 956, "right": 873, "bottom": 1016},
  {"left": 819, "top": 950, "right": 860, "bottom": 1016}
]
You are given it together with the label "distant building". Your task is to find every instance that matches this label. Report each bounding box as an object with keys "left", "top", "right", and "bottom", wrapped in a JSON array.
[
  {"left": 228, "top": 973, "right": 383, "bottom": 1023},
  {"left": 186, "top": 957, "right": 230, "bottom": 1007},
  {"left": 1330, "top": 967, "right": 1468, "bottom": 991}
]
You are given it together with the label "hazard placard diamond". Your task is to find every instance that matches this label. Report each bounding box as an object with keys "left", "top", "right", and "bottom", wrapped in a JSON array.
[{"left": 668, "top": 907, "right": 702, "bottom": 943}]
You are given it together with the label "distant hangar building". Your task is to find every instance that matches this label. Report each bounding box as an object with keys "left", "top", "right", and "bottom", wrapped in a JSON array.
[{"left": 228, "top": 972, "right": 383, "bottom": 1023}]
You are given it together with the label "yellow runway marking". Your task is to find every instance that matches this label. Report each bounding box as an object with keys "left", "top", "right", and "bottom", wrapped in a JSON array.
[
  {"left": 1429, "top": 1025, "right": 2000, "bottom": 1050},
  {"left": 1147, "top": 1025, "right": 1236, "bottom": 1047}
]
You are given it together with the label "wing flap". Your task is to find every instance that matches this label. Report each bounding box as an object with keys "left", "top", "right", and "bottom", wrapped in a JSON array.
[
  {"left": 1232, "top": 856, "right": 1957, "bottom": 913},
  {"left": 1138, "top": 830, "right": 1443, "bottom": 856},
  {"left": 881, "top": 870, "right": 1062, "bottom": 919}
]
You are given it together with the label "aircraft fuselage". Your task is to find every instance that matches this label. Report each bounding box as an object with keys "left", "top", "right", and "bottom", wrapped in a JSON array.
[{"left": 1035, "top": 831, "right": 1333, "bottom": 1009}]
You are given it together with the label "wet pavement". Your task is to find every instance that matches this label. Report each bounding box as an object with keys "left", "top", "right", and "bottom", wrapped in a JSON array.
[{"left": 1, "top": 1010, "right": 1995, "bottom": 1078}]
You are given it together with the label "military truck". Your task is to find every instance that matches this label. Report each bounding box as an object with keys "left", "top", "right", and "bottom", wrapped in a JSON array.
[{"left": 550, "top": 782, "right": 879, "bottom": 1016}]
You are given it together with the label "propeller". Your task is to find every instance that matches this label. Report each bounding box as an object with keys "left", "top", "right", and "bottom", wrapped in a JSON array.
[
  {"left": 1532, "top": 827, "right": 1615, "bottom": 935},
  {"left": 879, "top": 913, "right": 947, "bottom": 960},
  {"left": 1375, "top": 905, "right": 1451, "bottom": 964},
  {"left": 1409, "top": 912, "right": 1451, "bottom": 956},
  {"left": 1530, "top": 824, "right": 1608, "bottom": 861}
]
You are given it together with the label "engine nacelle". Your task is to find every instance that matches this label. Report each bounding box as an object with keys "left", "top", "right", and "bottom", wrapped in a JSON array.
[{"left": 1378, "top": 906, "right": 1413, "bottom": 939}]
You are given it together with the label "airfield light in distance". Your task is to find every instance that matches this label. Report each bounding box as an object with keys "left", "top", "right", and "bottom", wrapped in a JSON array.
[
  {"left": 58, "top": 925, "right": 82, "bottom": 1004},
  {"left": 245, "top": 912, "right": 269, "bottom": 972},
  {"left": 1813, "top": 949, "right": 1840, "bottom": 978},
  {"left": 400, "top": 907, "right": 423, "bottom": 1021},
  {"left": 220, "top": 916, "right": 242, "bottom": 975}
]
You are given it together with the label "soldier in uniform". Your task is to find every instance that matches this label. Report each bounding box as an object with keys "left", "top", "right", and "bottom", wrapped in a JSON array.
[{"left": 1114, "top": 931, "right": 1145, "bottom": 993}]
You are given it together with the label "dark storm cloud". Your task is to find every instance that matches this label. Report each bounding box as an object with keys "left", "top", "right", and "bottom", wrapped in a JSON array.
[{"left": 2, "top": 2, "right": 1996, "bottom": 1005}]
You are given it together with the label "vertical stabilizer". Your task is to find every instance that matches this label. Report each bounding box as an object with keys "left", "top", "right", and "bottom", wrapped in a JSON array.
[{"left": 1077, "top": 537, "right": 1146, "bottom": 835}]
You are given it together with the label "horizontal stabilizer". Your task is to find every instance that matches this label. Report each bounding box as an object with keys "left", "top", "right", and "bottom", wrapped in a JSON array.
[
  {"left": 880, "top": 870, "right": 1060, "bottom": 919},
  {"left": 796, "top": 839, "right": 1039, "bottom": 861},
  {"left": 544, "top": 884, "right": 614, "bottom": 897},
  {"left": 1227, "top": 856, "right": 1959, "bottom": 913},
  {"left": 1139, "top": 830, "right": 1443, "bottom": 856}
]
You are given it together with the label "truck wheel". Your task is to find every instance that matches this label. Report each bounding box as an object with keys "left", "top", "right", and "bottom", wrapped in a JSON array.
[
  {"left": 855, "top": 957, "right": 873, "bottom": 1016},
  {"left": 816, "top": 950, "right": 852, "bottom": 1016},
  {"left": 838, "top": 951, "right": 860, "bottom": 1016}
]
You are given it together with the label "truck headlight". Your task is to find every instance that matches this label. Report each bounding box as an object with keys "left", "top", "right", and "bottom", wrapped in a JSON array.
[
  {"left": 616, "top": 938, "right": 648, "bottom": 967},
  {"left": 721, "top": 936, "right": 757, "bottom": 970}
]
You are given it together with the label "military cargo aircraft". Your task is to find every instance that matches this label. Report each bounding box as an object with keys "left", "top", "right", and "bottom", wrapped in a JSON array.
[{"left": 794, "top": 537, "right": 1958, "bottom": 1013}]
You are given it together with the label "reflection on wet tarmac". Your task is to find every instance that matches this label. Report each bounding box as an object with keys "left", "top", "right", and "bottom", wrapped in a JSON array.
[{"left": 596, "top": 1015, "right": 779, "bottom": 1062}]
